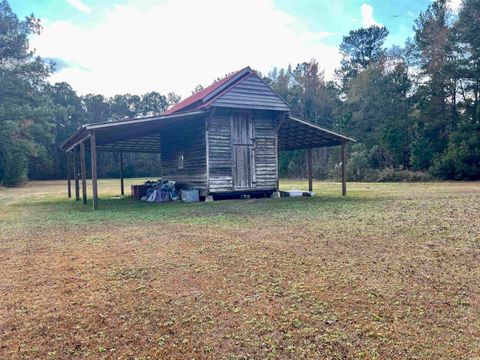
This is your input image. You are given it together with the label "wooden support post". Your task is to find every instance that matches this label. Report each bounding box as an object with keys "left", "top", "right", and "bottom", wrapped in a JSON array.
[
  {"left": 74, "top": 147, "right": 80, "bottom": 201},
  {"left": 80, "top": 142, "right": 87, "bottom": 204},
  {"left": 66, "top": 152, "right": 72, "bottom": 198},
  {"left": 341, "top": 142, "right": 346, "bottom": 196},
  {"left": 120, "top": 152, "right": 124, "bottom": 196},
  {"left": 276, "top": 158, "right": 280, "bottom": 190},
  {"left": 307, "top": 148, "right": 313, "bottom": 192},
  {"left": 90, "top": 131, "right": 98, "bottom": 210},
  {"left": 275, "top": 137, "right": 280, "bottom": 191}
]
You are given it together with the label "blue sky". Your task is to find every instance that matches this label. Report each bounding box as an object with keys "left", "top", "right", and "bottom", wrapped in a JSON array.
[{"left": 10, "top": 0, "right": 459, "bottom": 97}]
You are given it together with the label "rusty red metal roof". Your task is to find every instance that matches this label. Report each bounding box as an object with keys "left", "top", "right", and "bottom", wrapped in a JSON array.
[{"left": 163, "top": 67, "right": 251, "bottom": 115}]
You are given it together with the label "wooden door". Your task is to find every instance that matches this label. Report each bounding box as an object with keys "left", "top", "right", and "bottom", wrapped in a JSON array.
[{"left": 232, "top": 112, "right": 255, "bottom": 189}]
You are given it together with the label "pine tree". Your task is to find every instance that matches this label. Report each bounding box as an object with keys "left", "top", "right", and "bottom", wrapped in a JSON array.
[
  {"left": 0, "top": 0, "right": 53, "bottom": 186},
  {"left": 411, "top": 0, "right": 454, "bottom": 170}
]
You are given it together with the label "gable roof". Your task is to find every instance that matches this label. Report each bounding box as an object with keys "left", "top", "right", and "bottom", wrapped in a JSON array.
[
  {"left": 164, "top": 66, "right": 291, "bottom": 114},
  {"left": 163, "top": 67, "right": 249, "bottom": 115}
]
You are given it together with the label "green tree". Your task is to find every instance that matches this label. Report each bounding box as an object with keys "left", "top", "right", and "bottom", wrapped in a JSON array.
[
  {"left": 454, "top": 0, "right": 480, "bottom": 124},
  {"left": 411, "top": 0, "right": 454, "bottom": 170},
  {"left": 139, "top": 91, "right": 169, "bottom": 116},
  {"left": 167, "top": 92, "right": 181, "bottom": 107},
  {"left": 430, "top": 0, "right": 480, "bottom": 179},
  {"left": 337, "top": 26, "right": 389, "bottom": 85},
  {"left": 29, "top": 82, "right": 86, "bottom": 179},
  {"left": 0, "top": 0, "right": 53, "bottom": 186},
  {"left": 109, "top": 94, "right": 141, "bottom": 120},
  {"left": 269, "top": 60, "right": 342, "bottom": 178},
  {"left": 82, "top": 94, "right": 110, "bottom": 123}
]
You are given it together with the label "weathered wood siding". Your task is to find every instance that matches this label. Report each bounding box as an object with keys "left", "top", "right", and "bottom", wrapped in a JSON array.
[
  {"left": 253, "top": 111, "right": 278, "bottom": 189},
  {"left": 161, "top": 117, "right": 207, "bottom": 190},
  {"left": 206, "top": 110, "right": 233, "bottom": 192},
  {"left": 206, "top": 109, "right": 279, "bottom": 193},
  {"left": 232, "top": 112, "right": 254, "bottom": 189},
  {"left": 211, "top": 74, "right": 291, "bottom": 112}
]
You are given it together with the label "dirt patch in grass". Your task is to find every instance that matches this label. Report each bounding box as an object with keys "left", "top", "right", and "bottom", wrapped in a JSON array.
[{"left": 0, "top": 180, "right": 479, "bottom": 359}]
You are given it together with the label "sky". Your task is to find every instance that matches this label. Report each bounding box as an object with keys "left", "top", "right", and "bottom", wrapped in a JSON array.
[{"left": 10, "top": 0, "right": 462, "bottom": 98}]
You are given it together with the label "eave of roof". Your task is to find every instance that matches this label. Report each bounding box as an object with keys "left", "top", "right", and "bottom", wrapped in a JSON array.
[
  {"left": 288, "top": 116, "right": 356, "bottom": 143},
  {"left": 60, "top": 109, "right": 207, "bottom": 151}
]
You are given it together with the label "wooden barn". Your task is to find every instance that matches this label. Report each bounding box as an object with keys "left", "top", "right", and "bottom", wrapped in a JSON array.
[{"left": 61, "top": 67, "right": 354, "bottom": 209}]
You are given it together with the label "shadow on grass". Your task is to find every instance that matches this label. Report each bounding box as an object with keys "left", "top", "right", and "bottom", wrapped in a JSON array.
[{"left": 21, "top": 193, "right": 388, "bottom": 228}]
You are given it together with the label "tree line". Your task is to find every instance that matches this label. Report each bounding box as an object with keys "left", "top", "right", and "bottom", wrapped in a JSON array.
[
  {"left": 269, "top": 0, "right": 479, "bottom": 181},
  {"left": 1, "top": 0, "right": 479, "bottom": 186}
]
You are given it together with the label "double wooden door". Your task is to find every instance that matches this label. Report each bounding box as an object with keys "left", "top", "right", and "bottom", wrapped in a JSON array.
[{"left": 232, "top": 112, "right": 255, "bottom": 189}]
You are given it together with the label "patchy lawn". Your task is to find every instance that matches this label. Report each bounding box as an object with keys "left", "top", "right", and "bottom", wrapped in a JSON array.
[{"left": 0, "top": 179, "right": 479, "bottom": 359}]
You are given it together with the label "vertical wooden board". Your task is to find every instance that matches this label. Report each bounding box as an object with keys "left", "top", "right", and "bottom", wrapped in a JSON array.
[
  {"left": 160, "top": 117, "right": 207, "bottom": 189},
  {"left": 275, "top": 135, "right": 279, "bottom": 191},
  {"left": 249, "top": 115, "right": 256, "bottom": 186},
  {"left": 120, "top": 152, "right": 124, "bottom": 196},
  {"left": 308, "top": 148, "right": 313, "bottom": 192},
  {"left": 230, "top": 114, "right": 236, "bottom": 190},
  {"left": 205, "top": 117, "right": 210, "bottom": 192},
  {"left": 80, "top": 142, "right": 87, "bottom": 205},
  {"left": 74, "top": 146, "right": 80, "bottom": 201},
  {"left": 342, "top": 142, "right": 346, "bottom": 196},
  {"left": 66, "top": 152, "right": 72, "bottom": 198},
  {"left": 252, "top": 111, "right": 277, "bottom": 190},
  {"left": 232, "top": 111, "right": 255, "bottom": 189},
  {"left": 207, "top": 112, "right": 233, "bottom": 191},
  {"left": 90, "top": 131, "right": 98, "bottom": 210},
  {"left": 207, "top": 109, "right": 279, "bottom": 193}
]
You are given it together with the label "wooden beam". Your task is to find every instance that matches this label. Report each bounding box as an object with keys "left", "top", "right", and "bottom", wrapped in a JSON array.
[
  {"left": 307, "top": 148, "right": 313, "bottom": 192},
  {"left": 66, "top": 152, "right": 72, "bottom": 198},
  {"left": 65, "top": 133, "right": 91, "bottom": 153},
  {"left": 120, "top": 151, "right": 124, "bottom": 196},
  {"left": 90, "top": 130, "right": 98, "bottom": 210},
  {"left": 275, "top": 136, "right": 280, "bottom": 191},
  {"left": 205, "top": 116, "right": 210, "bottom": 193},
  {"left": 341, "top": 142, "right": 346, "bottom": 196},
  {"left": 74, "top": 146, "right": 80, "bottom": 201},
  {"left": 80, "top": 142, "right": 87, "bottom": 204}
]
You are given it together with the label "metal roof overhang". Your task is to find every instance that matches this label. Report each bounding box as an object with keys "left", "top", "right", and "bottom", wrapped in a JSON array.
[
  {"left": 61, "top": 111, "right": 354, "bottom": 154},
  {"left": 278, "top": 116, "right": 355, "bottom": 151},
  {"left": 60, "top": 110, "right": 207, "bottom": 153}
]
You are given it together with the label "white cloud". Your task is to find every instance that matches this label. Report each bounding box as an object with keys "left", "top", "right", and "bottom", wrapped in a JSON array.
[
  {"left": 448, "top": 0, "right": 462, "bottom": 12},
  {"left": 31, "top": 0, "right": 340, "bottom": 97},
  {"left": 66, "top": 0, "right": 91, "bottom": 14},
  {"left": 406, "top": 10, "right": 416, "bottom": 18},
  {"left": 361, "top": 3, "right": 383, "bottom": 27},
  {"left": 430, "top": 0, "right": 462, "bottom": 13}
]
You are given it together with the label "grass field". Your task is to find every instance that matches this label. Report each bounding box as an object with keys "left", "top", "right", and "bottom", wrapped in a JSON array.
[{"left": 0, "top": 179, "right": 479, "bottom": 359}]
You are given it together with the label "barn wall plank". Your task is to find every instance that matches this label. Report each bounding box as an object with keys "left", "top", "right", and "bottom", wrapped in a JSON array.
[
  {"left": 212, "top": 75, "right": 290, "bottom": 112},
  {"left": 253, "top": 111, "right": 278, "bottom": 189},
  {"left": 207, "top": 109, "right": 279, "bottom": 193},
  {"left": 206, "top": 112, "right": 233, "bottom": 192},
  {"left": 161, "top": 117, "right": 208, "bottom": 190}
]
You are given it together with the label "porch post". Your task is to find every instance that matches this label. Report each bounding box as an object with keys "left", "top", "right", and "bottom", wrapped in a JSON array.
[
  {"left": 74, "top": 146, "right": 80, "bottom": 201},
  {"left": 90, "top": 130, "right": 98, "bottom": 210},
  {"left": 66, "top": 152, "right": 72, "bottom": 198},
  {"left": 307, "top": 148, "right": 313, "bottom": 192},
  {"left": 120, "top": 151, "right": 124, "bottom": 196},
  {"left": 80, "top": 142, "right": 87, "bottom": 204},
  {"left": 341, "top": 142, "right": 346, "bottom": 196}
]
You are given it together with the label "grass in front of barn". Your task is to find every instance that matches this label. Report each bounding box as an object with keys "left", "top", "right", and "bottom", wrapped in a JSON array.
[{"left": 0, "top": 179, "right": 479, "bottom": 359}]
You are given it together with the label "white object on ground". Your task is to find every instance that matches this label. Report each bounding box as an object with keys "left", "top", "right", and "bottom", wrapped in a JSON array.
[{"left": 287, "top": 189, "right": 304, "bottom": 197}]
